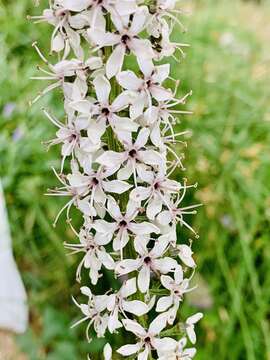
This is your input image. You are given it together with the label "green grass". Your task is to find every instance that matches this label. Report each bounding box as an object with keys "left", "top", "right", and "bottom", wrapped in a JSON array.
[{"left": 0, "top": 0, "right": 270, "bottom": 359}]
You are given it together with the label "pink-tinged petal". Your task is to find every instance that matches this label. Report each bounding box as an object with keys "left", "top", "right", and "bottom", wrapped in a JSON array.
[
  {"left": 149, "top": 313, "right": 168, "bottom": 335},
  {"left": 138, "top": 265, "right": 150, "bottom": 293},
  {"left": 131, "top": 38, "right": 155, "bottom": 59},
  {"left": 93, "top": 75, "right": 111, "bottom": 104},
  {"left": 156, "top": 295, "right": 173, "bottom": 312},
  {"left": 129, "top": 6, "right": 148, "bottom": 34},
  {"left": 152, "top": 337, "right": 177, "bottom": 352},
  {"left": 106, "top": 44, "right": 125, "bottom": 79},
  {"left": 154, "top": 257, "right": 178, "bottom": 273},
  {"left": 144, "top": 106, "right": 159, "bottom": 125},
  {"left": 151, "top": 86, "right": 173, "bottom": 102},
  {"left": 96, "top": 150, "right": 126, "bottom": 167},
  {"left": 117, "top": 343, "right": 141, "bottom": 356},
  {"left": 117, "top": 161, "right": 133, "bottom": 181},
  {"left": 110, "top": 114, "right": 139, "bottom": 132},
  {"left": 107, "top": 195, "right": 122, "bottom": 219},
  {"left": 129, "top": 222, "right": 160, "bottom": 235},
  {"left": 92, "top": 219, "right": 117, "bottom": 234},
  {"left": 103, "top": 343, "right": 112, "bottom": 360},
  {"left": 116, "top": 71, "right": 143, "bottom": 90},
  {"left": 135, "top": 127, "right": 150, "bottom": 148},
  {"left": 160, "top": 274, "right": 174, "bottom": 290},
  {"left": 120, "top": 277, "right": 137, "bottom": 298},
  {"left": 174, "top": 265, "right": 184, "bottom": 284},
  {"left": 94, "top": 232, "right": 112, "bottom": 246},
  {"left": 134, "top": 235, "right": 149, "bottom": 256},
  {"left": 178, "top": 245, "right": 196, "bottom": 268},
  {"left": 152, "top": 64, "right": 170, "bottom": 84},
  {"left": 103, "top": 180, "right": 132, "bottom": 194},
  {"left": 97, "top": 250, "right": 115, "bottom": 270},
  {"left": 59, "top": 0, "right": 91, "bottom": 12},
  {"left": 130, "top": 93, "right": 147, "bottom": 119},
  {"left": 122, "top": 300, "right": 149, "bottom": 316},
  {"left": 130, "top": 186, "right": 152, "bottom": 202},
  {"left": 151, "top": 235, "right": 169, "bottom": 257},
  {"left": 138, "top": 347, "right": 149, "bottom": 360},
  {"left": 122, "top": 319, "right": 146, "bottom": 337},
  {"left": 136, "top": 164, "right": 155, "bottom": 183},
  {"left": 146, "top": 196, "right": 163, "bottom": 220},
  {"left": 186, "top": 313, "right": 203, "bottom": 325},
  {"left": 139, "top": 149, "right": 164, "bottom": 167},
  {"left": 112, "top": 90, "right": 133, "bottom": 112},
  {"left": 87, "top": 117, "right": 106, "bottom": 144},
  {"left": 137, "top": 57, "right": 154, "bottom": 78},
  {"left": 157, "top": 210, "right": 172, "bottom": 226},
  {"left": 113, "top": 228, "right": 130, "bottom": 251},
  {"left": 80, "top": 286, "right": 92, "bottom": 297},
  {"left": 69, "top": 100, "right": 94, "bottom": 114},
  {"left": 87, "top": 29, "right": 120, "bottom": 47},
  {"left": 115, "top": 1, "right": 137, "bottom": 16},
  {"left": 108, "top": 308, "right": 122, "bottom": 333},
  {"left": 187, "top": 326, "right": 196, "bottom": 344},
  {"left": 115, "top": 259, "right": 140, "bottom": 275}
]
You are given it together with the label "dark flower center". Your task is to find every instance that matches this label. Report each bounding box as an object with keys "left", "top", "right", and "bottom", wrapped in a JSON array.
[
  {"left": 128, "top": 149, "right": 137, "bottom": 158},
  {"left": 119, "top": 220, "right": 127, "bottom": 227},
  {"left": 154, "top": 182, "right": 160, "bottom": 190},
  {"left": 121, "top": 34, "right": 130, "bottom": 45},
  {"left": 101, "top": 107, "right": 110, "bottom": 116},
  {"left": 144, "top": 256, "right": 151, "bottom": 264},
  {"left": 92, "top": 177, "right": 99, "bottom": 186},
  {"left": 144, "top": 336, "right": 151, "bottom": 343}
]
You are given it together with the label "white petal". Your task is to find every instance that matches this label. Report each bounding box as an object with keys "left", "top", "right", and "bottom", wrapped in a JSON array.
[
  {"left": 151, "top": 85, "right": 172, "bottom": 102},
  {"left": 146, "top": 196, "right": 163, "bottom": 220},
  {"left": 120, "top": 277, "right": 137, "bottom": 298},
  {"left": 59, "top": 0, "right": 91, "bottom": 12},
  {"left": 178, "top": 245, "right": 196, "bottom": 268},
  {"left": 96, "top": 150, "right": 126, "bottom": 167},
  {"left": 130, "top": 186, "right": 152, "bottom": 202},
  {"left": 103, "top": 343, "right": 112, "bottom": 360},
  {"left": 129, "top": 6, "right": 149, "bottom": 35},
  {"left": 93, "top": 75, "right": 111, "bottom": 104},
  {"left": 156, "top": 296, "right": 173, "bottom": 312},
  {"left": 186, "top": 312, "right": 203, "bottom": 325},
  {"left": 187, "top": 326, "right": 196, "bottom": 345},
  {"left": 135, "top": 127, "right": 150, "bottom": 148},
  {"left": 138, "top": 265, "right": 150, "bottom": 293},
  {"left": 152, "top": 64, "right": 170, "bottom": 84},
  {"left": 115, "top": 259, "right": 140, "bottom": 275},
  {"left": 116, "top": 71, "right": 143, "bottom": 90},
  {"left": 106, "top": 44, "right": 125, "bottom": 79},
  {"left": 149, "top": 313, "right": 168, "bottom": 335},
  {"left": 97, "top": 250, "right": 115, "bottom": 270},
  {"left": 103, "top": 180, "right": 132, "bottom": 194},
  {"left": 88, "top": 29, "right": 120, "bottom": 47},
  {"left": 139, "top": 149, "right": 164, "bottom": 167},
  {"left": 138, "top": 347, "right": 149, "bottom": 360},
  {"left": 151, "top": 235, "right": 169, "bottom": 258},
  {"left": 117, "top": 161, "right": 133, "bottom": 180},
  {"left": 129, "top": 222, "right": 160, "bottom": 235},
  {"left": 117, "top": 343, "right": 141, "bottom": 356},
  {"left": 122, "top": 319, "right": 146, "bottom": 337},
  {"left": 157, "top": 210, "right": 172, "bottom": 226},
  {"left": 134, "top": 235, "right": 149, "bottom": 256},
  {"left": 122, "top": 300, "right": 149, "bottom": 316},
  {"left": 107, "top": 195, "right": 122, "bottom": 219},
  {"left": 154, "top": 257, "right": 178, "bottom": 273}
]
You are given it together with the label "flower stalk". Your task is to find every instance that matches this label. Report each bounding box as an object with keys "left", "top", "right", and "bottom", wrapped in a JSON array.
[{"left": 30, "top": 0, "right": 203, "bottom": 358}]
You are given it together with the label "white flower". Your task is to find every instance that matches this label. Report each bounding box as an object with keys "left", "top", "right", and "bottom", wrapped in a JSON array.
[
  {"left": 65, "top": 227, "right": 115, "bottom": 284},
  {"left": 157, "top": 337, "right": 196, "bottom": 360},
  {"left": 72, "top": 286, "right": 110, "bottom": 341},
  {"left": 88, "top": 6, "right": 154, "bottom": 78},
  {"left": 70, "top": 75, "right": 138, "bottom": 144},
  {"left": 117, "top": 314, "right": 176, "bottom": 359},
  {"left": 97, "top": 127, "right": 165, "bottom": 183},
  {"left": 117, "top": 60, "right": 173, "bottom": 119},
  {"left": 130, "top": 168, "right": 182, "bottom": 220},
  {"left": 106, "top": 278, "right": 151, "bottom": 333},
  {"left": 93, "top": 196, "right": 160, "bottom": 253},
  {"left": 156, "top": 269, "right": 193, "bottom": 324},
  {"left": 177, "top": 244, "right": 196, "bottom": 268},
  {"left": 185, "top": 313, "right": 203, "bottom": 344},
  {"left": 115, "top": 235, "right": 178, "bottom": 293}
]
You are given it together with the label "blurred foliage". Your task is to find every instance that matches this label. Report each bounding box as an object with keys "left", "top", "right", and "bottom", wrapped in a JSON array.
[{"left": 0, "top": 0, "right": 270, "bottom": 359}]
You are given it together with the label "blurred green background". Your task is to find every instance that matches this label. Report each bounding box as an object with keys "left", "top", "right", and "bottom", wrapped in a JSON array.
[{"left": 1, "top": 0, "right": 270, "bottom": 359}]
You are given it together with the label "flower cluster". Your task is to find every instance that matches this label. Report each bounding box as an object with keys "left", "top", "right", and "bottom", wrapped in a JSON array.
[{"left": 30, "top": 0, "right": 202, "bottom": 359}]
